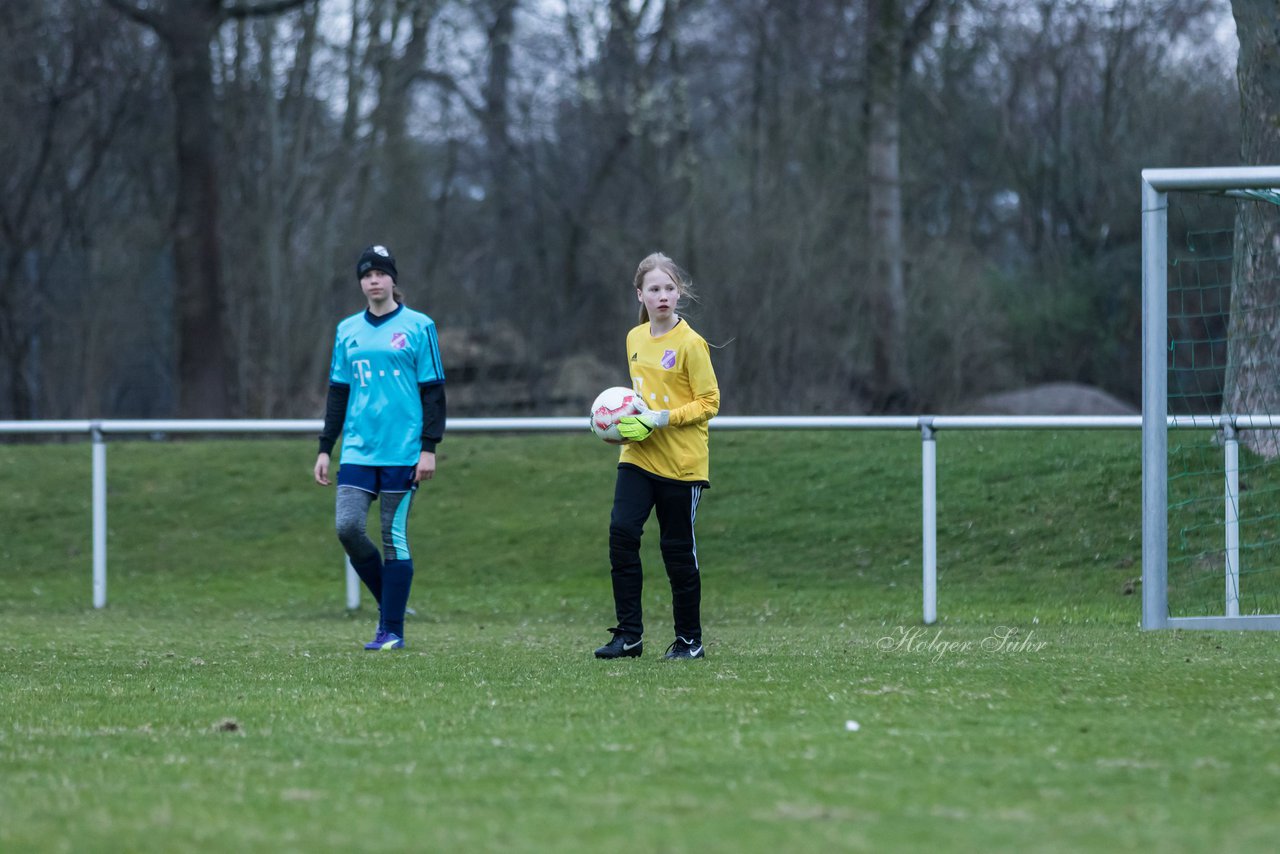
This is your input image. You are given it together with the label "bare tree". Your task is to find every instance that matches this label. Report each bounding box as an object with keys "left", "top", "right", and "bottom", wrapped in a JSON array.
[
  {"left": 104, "top": 0, "right": 308, "bottom": 417},
  {"left": 481, "top": 0, "right": 520, "bottom": 301},
  {"left": 0, "top": 0, "right": 145, "bottom": 418},
  {"left": 217, "top": 5, "right": 335, "bottom": 415},
  {"left": 864, "top": 0, "right": 946, "bottom": 410}
]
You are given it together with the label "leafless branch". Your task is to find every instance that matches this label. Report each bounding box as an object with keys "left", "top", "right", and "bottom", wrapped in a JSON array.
[{"left": 224, "top": 0, "right": 312, "bottom": 20}]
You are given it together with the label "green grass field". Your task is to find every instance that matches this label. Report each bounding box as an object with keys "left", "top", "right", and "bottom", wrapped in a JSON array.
[{"left": 2, "top": 431, "right": 1278, "bottom": 852}]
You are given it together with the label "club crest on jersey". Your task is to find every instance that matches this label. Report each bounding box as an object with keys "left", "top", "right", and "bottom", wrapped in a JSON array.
[
  {"left": 390, "top": 332, "right": 407, "bottom": 350},
  {"left": 661, "top": 349, "right": 676, "bottom": 370}
]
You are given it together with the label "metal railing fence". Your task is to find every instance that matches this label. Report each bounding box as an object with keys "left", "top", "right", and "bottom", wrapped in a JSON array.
[{"left": 1, "top": 414, "right": 1243, "bottom": 624}]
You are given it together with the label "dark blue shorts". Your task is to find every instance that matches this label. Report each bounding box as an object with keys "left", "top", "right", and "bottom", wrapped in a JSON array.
[{"left": 336, "top": 463, "right": 416, "bottom": 494}]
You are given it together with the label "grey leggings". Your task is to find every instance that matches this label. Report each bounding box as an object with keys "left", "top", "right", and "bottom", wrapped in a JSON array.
[{"left": 335, "top": 486, "right": 415, "bottom": 562}]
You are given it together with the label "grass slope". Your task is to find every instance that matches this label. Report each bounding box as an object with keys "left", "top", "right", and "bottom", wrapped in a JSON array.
[{"left": 1, "top": 431, "right": 1277, "bottom": 852}]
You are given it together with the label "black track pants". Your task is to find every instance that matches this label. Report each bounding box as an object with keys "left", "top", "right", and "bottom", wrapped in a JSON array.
[{"left": 608, "top": 465, "right": 704, "bottom": 641}]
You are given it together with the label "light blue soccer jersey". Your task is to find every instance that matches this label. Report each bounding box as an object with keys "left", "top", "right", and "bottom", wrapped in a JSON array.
[{"left": 328, "top": 305, "right": 445, "bottom": 466}]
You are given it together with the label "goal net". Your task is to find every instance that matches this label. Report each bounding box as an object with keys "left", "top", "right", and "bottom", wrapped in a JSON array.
[{"left": 1143, "top": 167, "right": 1280, "bottom": 629}]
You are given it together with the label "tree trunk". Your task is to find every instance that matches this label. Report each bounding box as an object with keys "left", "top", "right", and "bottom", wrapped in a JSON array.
[
  {"left": 865, "top": 0, "right": 911, "bottom": 409},
  {"left": 482, "top": 0, "right": 519, "bottom": 303},
  {"left": 167, "top": 11, "right": 232, "bottom": 417},
  {"left": 1226, "top": 0, "right": 1280, "bottom": 456}
]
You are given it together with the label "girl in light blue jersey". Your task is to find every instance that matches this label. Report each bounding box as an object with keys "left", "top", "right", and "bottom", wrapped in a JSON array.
[{"left": 314, "top": 245, "right": 446, "bottom": 650}]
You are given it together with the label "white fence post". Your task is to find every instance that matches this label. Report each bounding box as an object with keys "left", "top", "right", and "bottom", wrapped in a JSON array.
[
  {"left": 921, "top": 418, "right": 937, "bottom": 626},
  {"left": 92, "top": 422, "right": 107, "bottom": 609},
  {"left": 1223, "top": 420, "right": 1240, "bottom": 618}
]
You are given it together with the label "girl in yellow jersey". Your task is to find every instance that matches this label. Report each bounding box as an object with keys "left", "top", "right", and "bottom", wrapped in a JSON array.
[{"left": 593, "top": 252, "right": 720, "bottom": 661}]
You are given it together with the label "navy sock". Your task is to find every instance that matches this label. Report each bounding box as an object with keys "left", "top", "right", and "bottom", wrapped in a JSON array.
[
  {"left": 349, "top": 553, "right": 384, "bottom": 627},
  {"left": 381, "top": 558, "right": 414, "bottom": 638}
]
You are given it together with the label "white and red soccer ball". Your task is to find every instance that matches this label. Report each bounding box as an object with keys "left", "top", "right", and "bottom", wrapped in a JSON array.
[{"left": 589, "top": 386, "right": 641, "bottom": 445}]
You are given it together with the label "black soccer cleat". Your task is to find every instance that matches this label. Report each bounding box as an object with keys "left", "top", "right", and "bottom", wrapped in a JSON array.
[
  {"left": 594, "top": 629, "right": 643, "bottom": 659},
  {"left": 663, "top": 637, "right": 705, "bottom": 660}
]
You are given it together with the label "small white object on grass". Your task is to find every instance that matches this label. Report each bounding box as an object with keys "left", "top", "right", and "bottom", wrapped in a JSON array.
[{"left": 844, "top": 720, "right": 860, "bottom": 732}]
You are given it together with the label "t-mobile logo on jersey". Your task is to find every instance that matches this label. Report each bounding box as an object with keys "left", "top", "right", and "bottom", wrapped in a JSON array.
[{"left": 351, "top": 359, "right": 374, "bottom": 386}]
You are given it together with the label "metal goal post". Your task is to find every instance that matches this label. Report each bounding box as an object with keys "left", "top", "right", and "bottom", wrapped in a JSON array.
[{"left": 1142, "top": 166, "right": 1280, "bottom": 630}]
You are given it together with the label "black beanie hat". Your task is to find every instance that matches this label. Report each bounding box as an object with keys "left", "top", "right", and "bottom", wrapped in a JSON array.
[{"left": 356, "top": 244, "right": 397, "bottom": 282}]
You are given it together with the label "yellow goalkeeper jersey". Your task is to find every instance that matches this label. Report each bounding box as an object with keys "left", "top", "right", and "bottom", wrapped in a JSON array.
[{"left": 618, "top": 318, "right": 720, "bottom": 483}]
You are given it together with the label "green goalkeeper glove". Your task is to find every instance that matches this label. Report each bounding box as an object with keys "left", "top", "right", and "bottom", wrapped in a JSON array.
[{"left": 617, "top": 407, "right": 669, "bottom": 442}]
